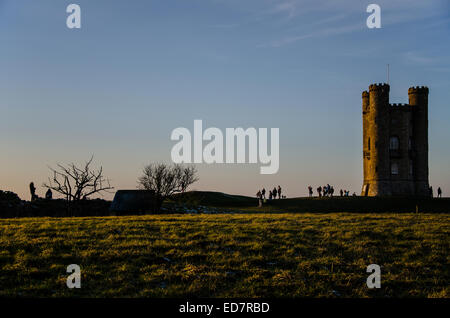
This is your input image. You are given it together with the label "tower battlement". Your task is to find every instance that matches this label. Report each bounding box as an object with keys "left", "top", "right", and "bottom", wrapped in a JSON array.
[
  {"left": 369, "top": 83, "right": 390, "bottom": 92},
  {"left": 408, "top": 86, "right": 429, "bottom": 94},
  {"left": 390, "top": 103, "right": 409, "bottom": 107}
]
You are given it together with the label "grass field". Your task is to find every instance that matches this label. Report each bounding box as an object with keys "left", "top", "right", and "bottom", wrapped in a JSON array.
[{"left": 0, "top": 213, "right": 449, "bottom": 297}]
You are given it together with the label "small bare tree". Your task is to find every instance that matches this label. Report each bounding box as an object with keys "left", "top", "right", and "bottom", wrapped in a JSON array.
[
  {"left": 179, "top": 165, "right": 198, "bottom": 193},
  {"left": 138, "top": 163, "right": 198, "bottom": 211},
  {"left": 43, "top": 156, "right": 113, "bottom": 202}
]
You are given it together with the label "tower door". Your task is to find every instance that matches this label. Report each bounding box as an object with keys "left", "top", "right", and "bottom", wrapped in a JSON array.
[{"left": 364, "top": 184, "right": 370, "bottom": 196}]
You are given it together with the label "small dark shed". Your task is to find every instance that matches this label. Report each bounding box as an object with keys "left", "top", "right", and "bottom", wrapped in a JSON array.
[{"left": 110, "top": 190, "right": 156, "bottom": 214}]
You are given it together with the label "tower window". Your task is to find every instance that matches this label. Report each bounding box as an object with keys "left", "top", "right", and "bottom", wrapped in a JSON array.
[
  {"left": 391, "top": 163, "right": 399, "bottom": 175},
  {"left": 390, "top": 136, "right": 399, "bottom": 150}
]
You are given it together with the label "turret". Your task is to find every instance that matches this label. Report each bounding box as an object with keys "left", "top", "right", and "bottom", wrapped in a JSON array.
[
  {"left": 362, "top": 90, "right": 370, "bottom": 194},
  {"left": 362, "top": 90, "right": 369, "bottom": 112},
  {"left": 408, "top": 86, "right": 429, "bottom": 106},
  {"left": 408, "top": 86, "right": 429, "bottom": 195},
  {"left": 367, "top": 83, "right": 391, "bottom": 195}
]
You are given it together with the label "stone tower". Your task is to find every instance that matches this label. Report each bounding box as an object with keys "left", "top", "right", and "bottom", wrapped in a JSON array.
[{"left": 361, "top": 83, "right": 430, "bottom": 196}]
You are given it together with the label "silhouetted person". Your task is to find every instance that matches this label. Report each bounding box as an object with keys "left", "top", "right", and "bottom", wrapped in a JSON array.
[
  {"left": 308, "top": 186, "right": 313, "bottom": 197},
  {"left": 272, "top": 187, "right": 277, "bottom": 199},
  {"left": 277, "top": 185, "right": 281, "bottom": 199},
  {"left": 269, "top": 190, "right": 273, "bottom": 200},
  {"left": 256, "top": 190, "right": 262, "bottom": 199},
  {"left": 437, "top": 187, "right": 442, "bottom": 198},
  {"left": 29, "top": 182, "right": 37, "bottom": 201},
  {"left": 429, "top": 186, "right": 433, "bottom": 198},
  {"left": 317, "top": 186, "right": 322, "bottom": 197},
  {"left": 340, "top": 189, "right": 343, "bottom": 197},
  {"left": 45, "top": 189, "right": 53, "bottom": 200},
  {"left": 261, "top": 188, "right": 266, "bottom": 199}
]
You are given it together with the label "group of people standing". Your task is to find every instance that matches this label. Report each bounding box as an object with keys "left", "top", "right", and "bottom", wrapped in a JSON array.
[
  {"left": 432, "top": 186, "right": 443, "bottom": 198},
  {"left": 256, "top": 186, "right": 283, "bottom": 206},
  {"left": 308, "top": 184, "right": 353, "bottom": 198}
]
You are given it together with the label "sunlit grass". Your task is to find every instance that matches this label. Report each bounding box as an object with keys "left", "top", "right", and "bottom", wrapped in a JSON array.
[{"left": 0, "top": 213, "right": 448, "bottom": 297}]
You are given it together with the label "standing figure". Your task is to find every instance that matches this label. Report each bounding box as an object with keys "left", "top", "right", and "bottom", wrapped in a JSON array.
[
  {"left": 277, "top": 185, "right": 282, "bottom": 199},
  {"left": 256, "top": 190, "right": 262, "bottom": 207},
  {"left": 308, "top": 186, "right": 313, "bottom": 197},
  {"left": 437, "top": 187, "right": 442, "bottom": 198},
  {"left": 261, "top": 188, "right": 266, "bottom": 199},
  {"left": 317, "top": 186, "right": 322, "bottom": 198},
  {"left": 29, "top": 182, "right": 37, "bottom": 201},
  {"left": 45, "top": 189, "right": 53, "bottom": 200}
]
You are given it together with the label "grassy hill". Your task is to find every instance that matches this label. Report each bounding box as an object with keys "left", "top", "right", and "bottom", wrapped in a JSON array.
[
  {"left": 170, "top": 191, "right": 256, "bottom": 208},
  {"left": 170, "top": 191, "right": 450, "bottom": 213},
  {"left": 2, "top": 190, "right": 448, "bottom": 218},
  {"left": 0, "top": 213, "right": 448, "bottom": 297}
]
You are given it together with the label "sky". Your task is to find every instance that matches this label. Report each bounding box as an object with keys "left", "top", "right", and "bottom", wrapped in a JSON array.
[{"left": 1, "top": 0, "right": 449, "bottom": 200}]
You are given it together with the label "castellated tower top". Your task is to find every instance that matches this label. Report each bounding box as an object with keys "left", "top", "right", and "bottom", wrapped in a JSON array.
[
  {"left": 390, "top": 103, "right": 409, "bottom": 107},
  {"left": 369, "top": 83, "right": 390, "bottom": 92},
  {"left": 408, "top": 86, "right": 429, "bottom": 95}
]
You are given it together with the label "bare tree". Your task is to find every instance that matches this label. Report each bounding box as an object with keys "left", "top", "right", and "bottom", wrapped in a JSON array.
[
  {"left": 43, "top": 156, "right": 113, "bottom": 202},
  {"left": 178, "top": 165, "right": 199, "bottom": 193},
  {"left": 138, "top": 163, "right": 198, "bottom": 211}
]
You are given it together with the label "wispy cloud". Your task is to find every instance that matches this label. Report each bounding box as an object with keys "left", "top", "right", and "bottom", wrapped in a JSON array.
[
  {"left": 209, "top": 23, "right": 240, "bottom": 29},
  {"left": 209, "top": 0, "right": 448, "bottom": 48},
  {"left": 250, "top": 0, "right": 447, "bottom": 47},
  {"left": 268, "top": 1, "right": 298, "bottom": 20},
  {"left": 404, "top": 51, "right": 435, "bottom": 65},
  {"left": 258, "top": 23, "right": 364, "bottom": 48}
]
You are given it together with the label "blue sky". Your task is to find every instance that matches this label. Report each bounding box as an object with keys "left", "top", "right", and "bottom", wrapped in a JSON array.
[{"left": 1, "top": 0, "right": 449, "bottom": 200}]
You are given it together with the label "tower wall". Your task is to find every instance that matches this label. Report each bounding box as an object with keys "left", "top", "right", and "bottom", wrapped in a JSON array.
[
  {"left": 389, "top": 104, "right": 415, "bottom": 195},
  {"left": 409, "top": 86, "right": 429, "bottom": 195}
]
